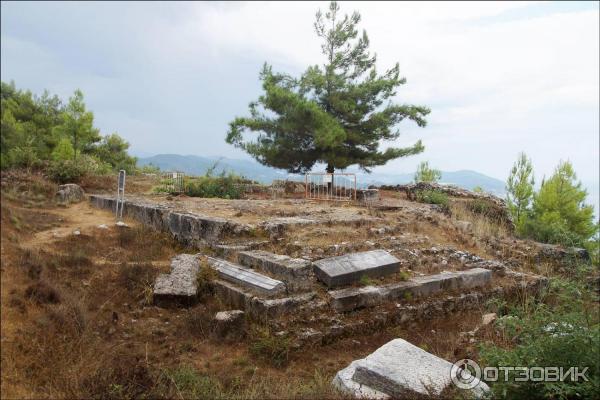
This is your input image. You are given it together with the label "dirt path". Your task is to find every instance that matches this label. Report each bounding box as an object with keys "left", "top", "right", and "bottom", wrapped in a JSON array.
[{"left": 22, "top": 200, "right": 138, "bottom": 249}]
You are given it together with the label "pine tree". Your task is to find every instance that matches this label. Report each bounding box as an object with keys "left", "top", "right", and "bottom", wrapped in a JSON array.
[
  {"left": 51, "top": 137, "right": 75, "bottom": 161},
  {"left": 53, "top": 89, "right": 100, "bottom": 161},
  {"left": 506, "top": 152, "right": 535, "bottom": 232},
  {"left": 527, "top": 161, "right": 597, "bottom": 246},
  {"left": 414, "top": 161, "right": 441, "bottom": 183},
  {"left": 226, "top": 1, "right": 429, "bottom": 173}
]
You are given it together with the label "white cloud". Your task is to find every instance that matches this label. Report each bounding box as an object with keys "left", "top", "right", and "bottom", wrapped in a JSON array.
[{"left": 1, "top": 1, "right": 598, "bottom": 188}]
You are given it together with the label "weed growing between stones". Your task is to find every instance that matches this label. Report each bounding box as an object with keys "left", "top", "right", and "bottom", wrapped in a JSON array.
[
  {"left": 196, "top": 257, "right": 218, "bottom": 297},
  {"left": 249, "top": 326, "right": 291, "bottom": 368}
]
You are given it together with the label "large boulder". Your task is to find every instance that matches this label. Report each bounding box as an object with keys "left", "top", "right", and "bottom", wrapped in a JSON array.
[
  {"left": 56, "top": 184, "right": 85, "bottom": 204},
  {"left": 334, "top": 338, "right": 489, "bottom": 398}
]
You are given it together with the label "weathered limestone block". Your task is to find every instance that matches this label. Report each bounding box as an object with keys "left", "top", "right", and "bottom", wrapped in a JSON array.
[
  {"left": 335, "top": 339, "right": 489, "bottom": 398},
  {"left": 206, "top": 257, "right": 285, "bottom": 296},
  {"left": 356, "top": 189, "right": 380, "bottom": 202},
  {"left": 313, "top": 250, "right": 401, "bottom": 288},
  {"left": 56, "top": 184, "right": 85, "bottom": 203},
  {"left": 212, "top": 310, "right": 245, "bottom": 339},
  {"left": 210, "top": 279, "right": 318, "bottom": 318},
  {"left": 238, "top": 250, "right": 312, "bottom": 291},
  {"left": 154, "top": 254, "right": 201, "bottom": 305}
]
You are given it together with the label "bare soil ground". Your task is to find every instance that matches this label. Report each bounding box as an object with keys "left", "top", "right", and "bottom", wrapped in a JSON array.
[{"left": 0, "top": 173, "right": 549, "bottom": 398}]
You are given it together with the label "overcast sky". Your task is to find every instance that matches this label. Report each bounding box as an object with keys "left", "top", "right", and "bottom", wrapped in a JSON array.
[{"left": 1, "top": 2, "right": 598, "bottom": 190}]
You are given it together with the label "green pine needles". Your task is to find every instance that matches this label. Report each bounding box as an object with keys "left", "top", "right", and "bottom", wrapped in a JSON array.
[{"left": 226, "top": 1, "right": 430, "bottom": 174}]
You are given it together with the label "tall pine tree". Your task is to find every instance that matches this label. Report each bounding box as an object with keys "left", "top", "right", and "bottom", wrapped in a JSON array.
[{"left": 226, "top": 1, "right": 429, "bottom": 173}]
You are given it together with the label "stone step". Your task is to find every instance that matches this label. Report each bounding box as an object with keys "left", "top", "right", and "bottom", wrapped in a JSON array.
[
  {"left": 334, "top": 338, "right": 489, "bottom": 398},
  {"left": 206, "top": 257, "right": 285, "bottom": 297},
  {"left": 211, "top": 279, "right": 319, "bottom": 318},
  {"left": 237, "top": 250, "right": 312, "bottom": 291},
  {"left": 329, "top": 268, "right": 492, "bottom": 312},
  {"left": 313, "top": 250, "right": 401, "bottom": 288},
  {"left": 153, "top": 254, "right": 201, "bottom": 305}
]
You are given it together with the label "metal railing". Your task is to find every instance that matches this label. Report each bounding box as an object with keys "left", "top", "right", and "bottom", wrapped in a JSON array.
[
  {"left": 305, "top": 173, "right": 356, "bottom": 201},
  {"left": 161, "top": 171, "right": 185, "bottom": 194}
]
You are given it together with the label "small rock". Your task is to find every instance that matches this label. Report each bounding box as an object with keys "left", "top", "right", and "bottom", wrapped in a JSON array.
[
  {"left": 482, "top": 313, "right": 497, "bottom": 326},
  {"left": 73, "top": 230, "right": 81, "bottom": 236},
  {"left": 97, "top": 224, "right": 109, "bottom": 229},
  {"left": 116, "top": 221, "right": 128, "bottom": 227},
  {"left": 212, "top": 310, "right": 245, "bottom": 339}
]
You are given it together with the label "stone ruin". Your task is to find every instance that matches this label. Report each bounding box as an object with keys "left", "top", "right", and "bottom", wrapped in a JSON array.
[{"left": 89, "top": 191, "right": 554, "bottom": 398}]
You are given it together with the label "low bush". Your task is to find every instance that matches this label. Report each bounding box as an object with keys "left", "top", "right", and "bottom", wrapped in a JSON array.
[
  {"left": 479, "top": 269, "right": 599, "bottom": 399},
  {"left": 249, "top": 327, "right": 291, "bottom": 368},
  {"left": 196, "top": 259, "right": 218, "bottom": 296},
  {"left": 47, "top": 160, "right": 87, "bottom": 184},
  {"left": 184, "top": 173, "right": 245, "bottom": 199},
  {"left": 415, "top": 189, "right": 449, "bottom": 208}
]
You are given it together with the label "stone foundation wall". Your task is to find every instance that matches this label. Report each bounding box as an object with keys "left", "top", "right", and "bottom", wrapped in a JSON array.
[{"left": 90, "top": 194, "right": 253, "bottom": 244}]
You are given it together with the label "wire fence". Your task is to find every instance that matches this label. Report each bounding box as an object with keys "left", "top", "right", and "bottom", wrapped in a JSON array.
[
  {"left": 305, "top": 173, "right": 356, "bottom": 201},
  {"left": 160, "top": 171, "right": 185, "bottom": 194}
]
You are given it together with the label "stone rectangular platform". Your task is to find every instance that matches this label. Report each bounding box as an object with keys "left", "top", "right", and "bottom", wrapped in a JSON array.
[
  {"left": 206, "top": 257, "right": 285, "bottom": 297},
  {"left": 313, "top": 250, "right": 401, "bottom": 288}
]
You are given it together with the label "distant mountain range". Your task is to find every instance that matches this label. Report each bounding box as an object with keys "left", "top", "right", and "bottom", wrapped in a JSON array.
[{"left": 138, "top": 154, "right": 507, "bottom": 195}]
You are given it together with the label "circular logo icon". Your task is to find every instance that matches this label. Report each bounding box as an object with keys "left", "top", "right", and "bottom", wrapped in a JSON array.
[{"left": 451, "top": 359, "right": 482, "bottom": 390}]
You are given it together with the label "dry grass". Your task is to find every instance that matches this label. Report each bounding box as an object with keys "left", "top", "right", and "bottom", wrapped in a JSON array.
[
  {"left": 450, "top": 201, "right": 509, "bottom": 241},
  {"left": 2, "top": 172, "right": 559, "bottom": 399}
]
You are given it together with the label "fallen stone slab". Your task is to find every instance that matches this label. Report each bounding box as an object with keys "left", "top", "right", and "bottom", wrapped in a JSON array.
[
  {"left": 238, "top": 250, "right": 312, "bottom": 291},
  {"left": 154, "top": 254, "right": 201, "bottom": 306},
  {"left": 336, "top": 338, "right": 489, "bottom": 398},
  {"left": 206, "top": 257, "right": 285, "bottom": 297},
  {"left": 329, "top": 268, "right": 492, "bottom": 312},
  {"left": 314, "top": 250, "right": 401, "bottom": 288}
]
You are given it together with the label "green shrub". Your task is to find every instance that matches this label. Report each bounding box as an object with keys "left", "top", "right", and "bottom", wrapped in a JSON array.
[
  {"left": 415, "top": 189, "right": 449, "bottom": 207},
  {"left": 47, "top": 160, "right": 87, "bottom": 183},
  {"left": 184, "top": 173, "right": 244, "bottom": 199},
  {"left": 51, "top": 138, "right": 75, "bottom": 161},
  {"left": 479, "top": 271, "right": 599, "bottom": 399}
]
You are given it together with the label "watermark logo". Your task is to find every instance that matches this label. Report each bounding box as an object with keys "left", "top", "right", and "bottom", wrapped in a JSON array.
[
  {"left": 450, "top": 359, "right": 589, "bottom": 390},
  {"left": 450, "top": 359, "right": 482, "bottom": 390}
]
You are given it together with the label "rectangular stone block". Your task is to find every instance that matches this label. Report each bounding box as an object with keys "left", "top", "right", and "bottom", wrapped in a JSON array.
[
  {"left": 238, "top": 250, "right": 312, "bottom": 291},
  {"left": 153, "top": 254, "right": 201, "bottom": 306},
  {"left": 207, "top": 257, "right": 285, "bottom": 296},
  {"left": 314, "top": 250, "right": 401, "bottom": 288}
]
